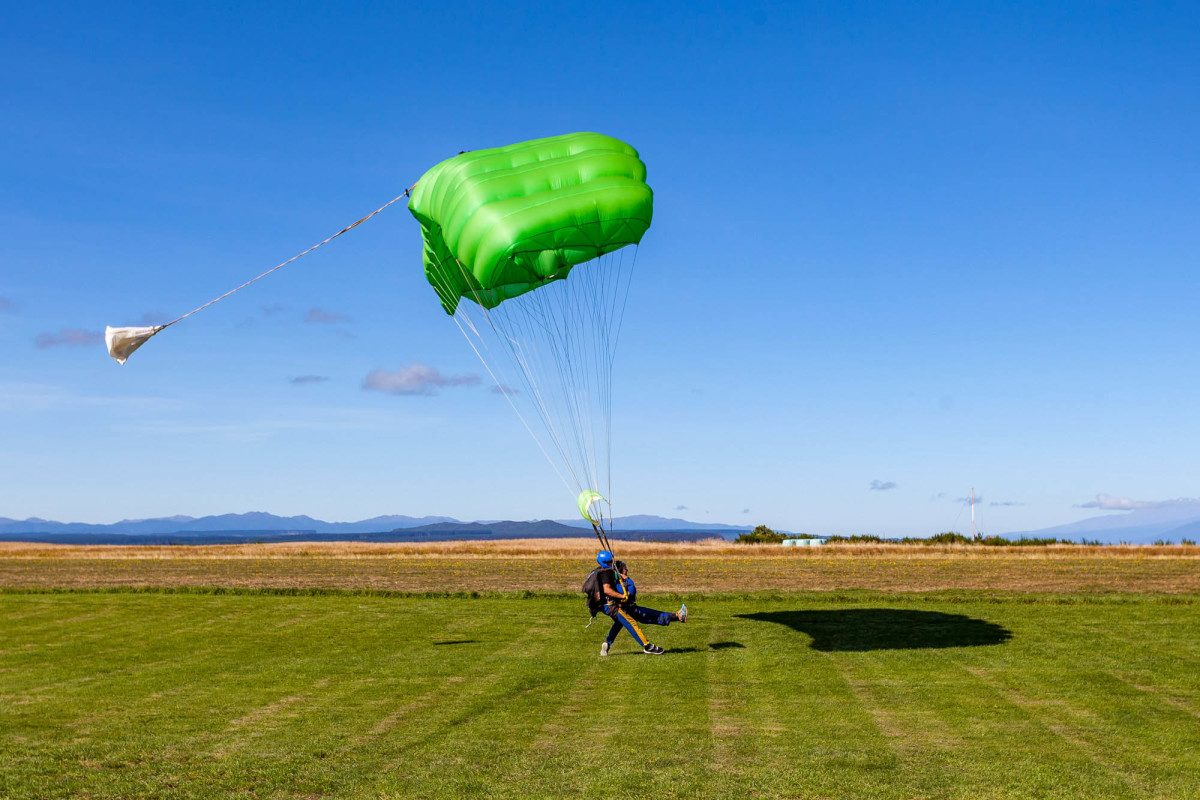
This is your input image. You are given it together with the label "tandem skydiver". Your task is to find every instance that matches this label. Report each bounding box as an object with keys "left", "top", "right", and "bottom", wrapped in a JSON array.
[{"left": 596, "top": 551, "right": 687, "bottom": 656}]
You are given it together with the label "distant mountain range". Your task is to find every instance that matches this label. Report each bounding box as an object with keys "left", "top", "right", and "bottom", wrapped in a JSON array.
[
  {"left": 6, "top": 506, "right": 1195, "bottom": 546},
  {"left": 0, "top": 511, "right": 746, "bottom": 545},
  {"left": 555, "top": 515, "right": 749, "bottom": 532},
  {"left": 0, "top": 512, "right": 457, "bottom": 537},
  {"left": 1005, "top": 503, "right": 1200, "bottom": 545}
]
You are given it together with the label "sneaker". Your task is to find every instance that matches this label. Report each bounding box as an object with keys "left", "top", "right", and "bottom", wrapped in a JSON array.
[
  {"left": 600, "top": 641, "right": 609, "bottom": 657},
  {"left": 677, "top": 603, "right": 688, "bottom": 623},
  {"left": 643, "top": 643, "right": 665, "bottom": 655}
]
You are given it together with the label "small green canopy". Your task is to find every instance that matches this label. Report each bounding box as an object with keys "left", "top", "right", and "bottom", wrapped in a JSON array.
[
  {"left": 408, "top": 132, "right": 654, "bottom": 314},
  {"left": 578, "top": 490, "right": 607, "bottom": 525}
]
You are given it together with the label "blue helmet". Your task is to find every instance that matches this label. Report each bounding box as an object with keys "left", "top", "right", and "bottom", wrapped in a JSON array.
[{"left": 597, "top": 550, "right": 614, "bottom": 568}]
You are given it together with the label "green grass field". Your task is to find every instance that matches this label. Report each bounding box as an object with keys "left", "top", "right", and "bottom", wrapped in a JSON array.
[{"left": 3, "top": 590, "right": 1199, "bottom": 799}]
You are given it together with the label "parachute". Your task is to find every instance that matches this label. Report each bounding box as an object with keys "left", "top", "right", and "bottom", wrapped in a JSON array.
[
  {"left": 409, "top": 132, "right": 653, "bottom": 531},
  {"left": 102, "top": 131, "right": 651, "bottom": 539}
]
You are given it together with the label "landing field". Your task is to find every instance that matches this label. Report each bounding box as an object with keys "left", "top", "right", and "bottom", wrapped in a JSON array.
[{"left": 3, "top": 543, "right": 1198, "bottom": 799}]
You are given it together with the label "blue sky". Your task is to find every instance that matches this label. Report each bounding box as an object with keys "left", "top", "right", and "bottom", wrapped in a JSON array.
[{"left": 2, "top": 1, "right": 1197, "bottom": 536}]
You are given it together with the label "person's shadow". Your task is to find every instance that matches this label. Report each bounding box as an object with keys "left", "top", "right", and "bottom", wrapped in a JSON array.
[
  {"left": 667, "top": 642, "right": 746, "bottom": 654},
  {"left": 737, "top": 609, "right": 1011, "bottom": 651}
]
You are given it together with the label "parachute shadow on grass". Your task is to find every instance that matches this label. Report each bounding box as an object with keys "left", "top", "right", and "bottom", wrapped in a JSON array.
[{"left": 737, "top": 609, "right": 1012, "bottom": 652}]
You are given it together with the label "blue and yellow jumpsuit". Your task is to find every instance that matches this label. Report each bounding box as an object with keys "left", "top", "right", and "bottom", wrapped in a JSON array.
[{"left": 604, "top": 574, "right": 675, "bottom": 648}]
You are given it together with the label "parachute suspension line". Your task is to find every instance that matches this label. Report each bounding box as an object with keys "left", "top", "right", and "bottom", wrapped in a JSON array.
[
  {"left": 445, "top": 257, "right": 583, "bottom": 495},
  {"left": 106, "top": 189, "right": 414, "bottom": 364},
  {"left": 522, "top": 269, "right": 596, "bottom": 492},
  {"left": 464, "top": 278, "right": 585, "bottom": 491},
  {"left": 450, "top": 310, "right": 577, "bottom": 498},
  {"left": 439, "top": 245, "right": 639, "bottom": 522},
  {"left": 603, "top": 245, "right": 638, "bottom": 503},
  {"left": 592, "top": 521, "right": 613, "bottom": 555},
  {"left": 160, "top": 191, "right": 412, "bottom": 333}
]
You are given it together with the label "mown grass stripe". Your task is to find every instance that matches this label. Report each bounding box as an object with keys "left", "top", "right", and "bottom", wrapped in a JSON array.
[
  {"left": 3, "top": 592, "right": 1198, "bottom": 799},
  {"left": 4, "top": 584, "right": 1200, "bottom": 608}
]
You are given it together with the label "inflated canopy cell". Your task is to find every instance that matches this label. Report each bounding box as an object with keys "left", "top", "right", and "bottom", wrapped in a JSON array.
[{"left": 408, "top": 132, "right": 653, "bottom": 314}]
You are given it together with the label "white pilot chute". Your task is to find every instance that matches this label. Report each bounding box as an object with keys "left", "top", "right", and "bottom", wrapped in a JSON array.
[{"left": 104, "top": 325, "right": 163, "bottom": 365}]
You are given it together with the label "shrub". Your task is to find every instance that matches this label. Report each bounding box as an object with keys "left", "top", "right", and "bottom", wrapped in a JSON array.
[
  {"left": 735, "top": 525, "right": 786, "bottom": 544},
  {"left": 923, "top": 532, "right": 974, "bottom": 545}
]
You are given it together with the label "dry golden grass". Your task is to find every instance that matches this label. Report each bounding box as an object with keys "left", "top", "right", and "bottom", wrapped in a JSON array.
[
  {"left": 2, "top": 539, "right": 1198, "bottom": 593},
  {"left": 4, "top": 538, "right": 1197, "bottom": 559}
]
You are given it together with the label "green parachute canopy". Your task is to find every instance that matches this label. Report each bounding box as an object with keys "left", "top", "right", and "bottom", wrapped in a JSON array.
[
  {"left": 408, "top": 132, "right": 654, "bottom": 314},
  {"left": 578, "top": 489, "right": 608, "bottom": 525}
]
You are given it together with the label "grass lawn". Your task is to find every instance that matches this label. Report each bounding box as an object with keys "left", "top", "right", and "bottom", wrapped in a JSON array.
[{"left": 2, "top": 590, "right": 1198, "bottom": 799}]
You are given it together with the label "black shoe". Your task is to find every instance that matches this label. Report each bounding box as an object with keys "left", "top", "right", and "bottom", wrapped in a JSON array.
[{"left": 643, "top": 643, "right": 665, "bottom": 655}]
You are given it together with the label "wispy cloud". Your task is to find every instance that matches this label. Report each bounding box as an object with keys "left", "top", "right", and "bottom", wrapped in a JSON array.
[
  {"left": 869, "top": 480, "right": 897, "bottom": 491},
  {"left": 238, "top": 305, "right": 285, "bottom": 328},
  {"left": 990, "top": 500, "right": 1025, "bottom": 507},
  {"left": 35, "top": 328, "right": 103, "bottom": 349},
  {"left": 290, "top": 375, "right": 329, "bottom": 385},
  {"left": 956, "top": 493, "right": 984, "bottom": 504},
  {"left": 1079, "top": 493, "right": 1200, "bottom": 511},
  {"left": 491, "top": 384, "right": 518, "bottom": 395},
  {"left": 742, "top": 508, "right": 751, "bottom": 514},
  {"left": 362, "top": 364, "right": 480, "bottom": 396},
  {"left": 0, "top": 297, "right": 14, "bottom": 313},
  {"left": 0, "top": 381, "right": 181, "bottom": 413},
  {"left": 305, "top": 308, "right": 349, "bottom": 324},
  {"left": 133, "top": 406, "right": 427, "bottom": 440},
  {"left": 136, "top": 311, "right": 170, "bottom": 326},
  {"left": 675, "top": 505, "right": 688, "bottom": 511}
]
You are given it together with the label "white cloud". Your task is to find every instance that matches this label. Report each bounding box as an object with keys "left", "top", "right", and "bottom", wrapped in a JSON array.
[
  {"left": 869, "top": 480, "right": 897, "bottom": 491},
  {"left": 35, "top": 328, "right": 103, "bottom": 348},
  {"left": 1079, "top": 493, "right": 1200, "bottom": 511},
  {"left": 290, "top": 375, "right": 329, "bottom": 385},
  {"left": 675, "top": 505, "right": 688, "bottom": 511},
  {"left": 742, "top": 508, "right": 751, "bottom": 514},
  {"left": 362, "top": 363, "right": 480, "bottom": 396}
]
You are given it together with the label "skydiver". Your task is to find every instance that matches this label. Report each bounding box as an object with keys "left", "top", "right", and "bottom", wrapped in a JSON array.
[{"left": 597, "top": 552, "right": 687, "bottom": 656}]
